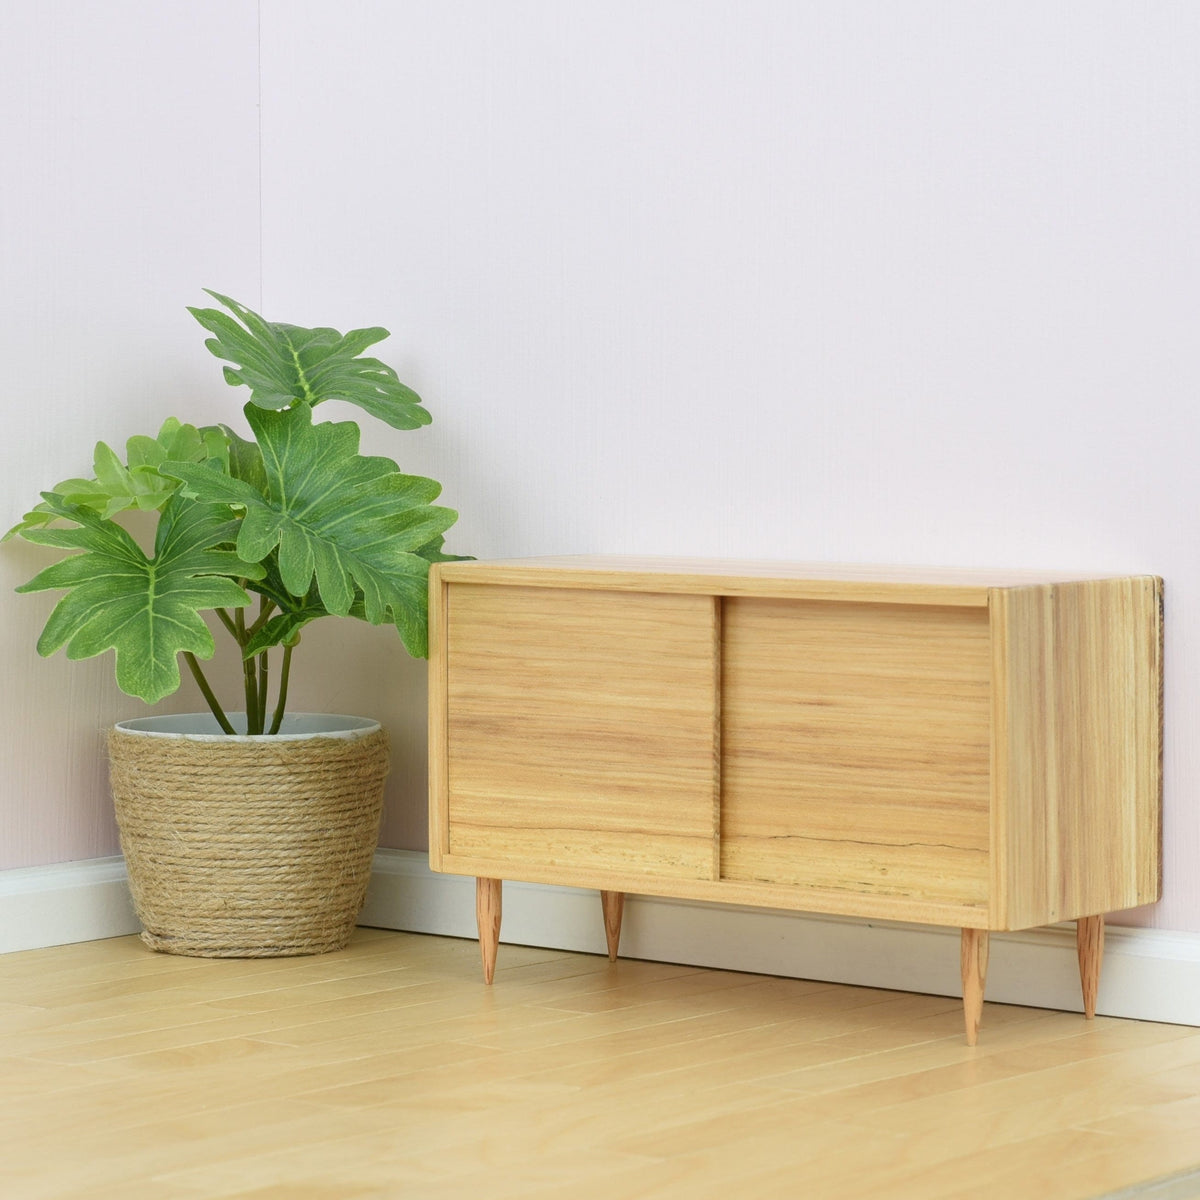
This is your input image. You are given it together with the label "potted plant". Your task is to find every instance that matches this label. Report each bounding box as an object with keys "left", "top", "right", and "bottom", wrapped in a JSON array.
[{"left": 5, "top": 291, "right": 464, "bottom": 957}]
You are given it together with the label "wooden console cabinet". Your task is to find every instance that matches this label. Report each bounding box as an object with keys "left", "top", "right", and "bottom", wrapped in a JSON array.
[{"left": 428, "top": 558, "right": 1162, "bottom": 1044}]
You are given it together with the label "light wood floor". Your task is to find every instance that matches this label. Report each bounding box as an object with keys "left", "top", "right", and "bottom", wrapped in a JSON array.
[{"left": 2, "top": 930, "right": 1200, "bottom": 1200}]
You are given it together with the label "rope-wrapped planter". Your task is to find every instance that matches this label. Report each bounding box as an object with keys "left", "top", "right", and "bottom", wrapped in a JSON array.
[{"left": 108, "top": 714, "right": 390, "bottom": 958}]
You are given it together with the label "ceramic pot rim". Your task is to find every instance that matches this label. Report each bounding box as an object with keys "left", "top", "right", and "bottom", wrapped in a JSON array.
[{"left": 112, "top": 713, "right": 381, "bottom": 742}]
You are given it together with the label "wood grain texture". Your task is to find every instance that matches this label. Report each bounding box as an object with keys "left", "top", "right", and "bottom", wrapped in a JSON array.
[
  {"left": 600, "top": 891, "right": 624, "bottom": 961},
  {"left": 433, "top": 557, "right": 1091, "bottom": 608},
  {"left": 440, "top": 583, "right": 720, "bottom": 883},
  {"left": 1077, "top": 915, "right": 1105, "bottom": 1019},
  {"left": 961, "top": 928, "right": 990, "bottom": 1046},
  {"left": 430, "top": 561, "right": 1162, "bottom": 956},
  {"left": 476, "top": 876, "right": 502, "bottom": 984},
  {"left": 435, "top": 556, "right": 1161, "bottom": 599},
  {"left": 720, "top": 599, "right": 992, "bottom": 907},
  {"left": 6, "top": 932, "right": 1200, "bottom": 1199},
  {"left": 427, "top": 574, "right": 449, "bottom": 872},
  {"left": 989, "top": 577, "right": 1163, "bottom": 930},
  {"left": 436, "top": 852, "right": 990, "bottom": 927}
]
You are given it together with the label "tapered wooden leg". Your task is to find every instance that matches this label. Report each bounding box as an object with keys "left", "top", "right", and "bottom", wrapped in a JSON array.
[
  {"left": 476, "top": 877, "right": 502, "bottom": 984},
  {"left": 600, "top": 891, "right": 625, "bottom": 961},
  {"left": 961, "top": 928, "right": 990, "bottom": 1046},
  {"left": 1077, "top": 914, "right": 1105, "bottom": 1019}
]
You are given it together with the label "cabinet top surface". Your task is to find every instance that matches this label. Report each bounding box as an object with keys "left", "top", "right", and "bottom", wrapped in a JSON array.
[{"left": 433, "top": 556, "right": 1158, "bottom": 606}]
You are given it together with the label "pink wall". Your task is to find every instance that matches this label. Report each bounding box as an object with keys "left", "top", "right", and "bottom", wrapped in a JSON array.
[{"left": 4, "top": 2, "right": 1198, "bottom": 932}]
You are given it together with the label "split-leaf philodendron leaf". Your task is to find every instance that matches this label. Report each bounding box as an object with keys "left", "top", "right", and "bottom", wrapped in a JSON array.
[
  {"left": 16, "top": 495, "right": 263, "bottom": 703},
  {"left": 238, "top": 555, "right": 329, "bottom": 658},
  {"left": 6, "top": 291, "right": 465, "bottom": 731},
  {"left": 3, "top": 419, "right": 225, "bottom": 540},
  {"left": 188, "top": 291, "right": 431, "bottom": 431},
  {"left": 163, "top": 402, "right": 457, "bottom": 658}
]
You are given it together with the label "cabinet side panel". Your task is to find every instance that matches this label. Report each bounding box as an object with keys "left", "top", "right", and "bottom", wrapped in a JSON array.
[
  {"left": 445, "top": 584, "right": 720, "bottom": 883},
  {"left": 721, "top": 599, "right": 992, "bottom": 907},
  {"left": 996, "top": 578, "right": 1163, "bottom": 929}
]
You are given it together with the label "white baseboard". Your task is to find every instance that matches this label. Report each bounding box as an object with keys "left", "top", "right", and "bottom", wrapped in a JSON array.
[
  {"left": 361, "top": 849, "right": 1200, "bottom": 1027},
  {"left": 5, "top": 850, "right": 1199, "bottom": 1028},
  {"left": 0, "top": 857, "right": 139, "bottom": 953}
]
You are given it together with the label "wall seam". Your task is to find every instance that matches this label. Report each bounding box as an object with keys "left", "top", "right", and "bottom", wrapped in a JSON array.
[{"left": 257, "top": 0, "right": 264, "bottom": 310}]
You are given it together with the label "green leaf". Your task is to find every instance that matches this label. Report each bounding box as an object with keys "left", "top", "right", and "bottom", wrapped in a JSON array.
[
  {"left": 15, "top": 494, "right": 263, "bottom": 703},
  {"left": 162, "top": 402, "right": 459, "bottom": 658},
  {"left": 414, "top": 533, "right": 474, "bottom": 565},
  {"left": 197, "top": 425, "right": 232, "bottom": 472},
  {"left": 4, "top": 483, "right": 102, "bottom": 540},
  {"left": 243, "top": 607, "right": 320, "bottom": 658},
  {"left": 219, "top": 423, "right": 268, "bottom": 496},
  {"left": 189, "top": 290, "right": 432, "bottom": 431},
  {"left": 241, "top": 555, "right": 328, "bottom": 657},
  {"left": 4, "top": 419, "right": 226, "bottom": 540}
]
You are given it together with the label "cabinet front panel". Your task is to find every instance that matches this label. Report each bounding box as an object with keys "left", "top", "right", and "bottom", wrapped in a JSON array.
[
  {"left": 721, "top": 599, "right": 991, "bottom": 906},
  {"left": 445, "top": 584, "right": 719, "bottom": 881}
]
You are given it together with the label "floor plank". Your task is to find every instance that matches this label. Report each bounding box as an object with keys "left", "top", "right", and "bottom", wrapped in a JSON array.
[{"left": 1, "top": 931, "right": 1197, "bottom": 1199}]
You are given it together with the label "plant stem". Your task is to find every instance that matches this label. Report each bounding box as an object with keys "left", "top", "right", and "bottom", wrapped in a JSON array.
[
  {"left": 268, "top": 642, "right": 294, "bottom": 735},
  {"left": 235, "top": 605, "right": 260, "bottom": 732},
  {"left": 253, "top": 595, "right": 273, "bottom": 733},
  {"left": 214, "top": 608, "right": 239, "bottom": 638},
  {"left": 257, "top": 650, "right": 269, "bottom": 732},
  {"left": 182, "top": 653, "right": 236, "bottom": 734},
  {"left": 247, "top": 599, "right": 277, "bottom": 638}
]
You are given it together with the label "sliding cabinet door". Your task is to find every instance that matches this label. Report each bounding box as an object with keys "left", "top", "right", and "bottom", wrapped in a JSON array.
[
  {"left": 443, "top": 584, "right": 720, "bottom": 884},
  {"left": 720, "top": 598, "right": 992, "bottom": 909}
]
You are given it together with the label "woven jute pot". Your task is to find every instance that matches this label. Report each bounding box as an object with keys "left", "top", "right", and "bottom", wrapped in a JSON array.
[{"left": 108, "top": 713, "right": 390, "bottom": 958}]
